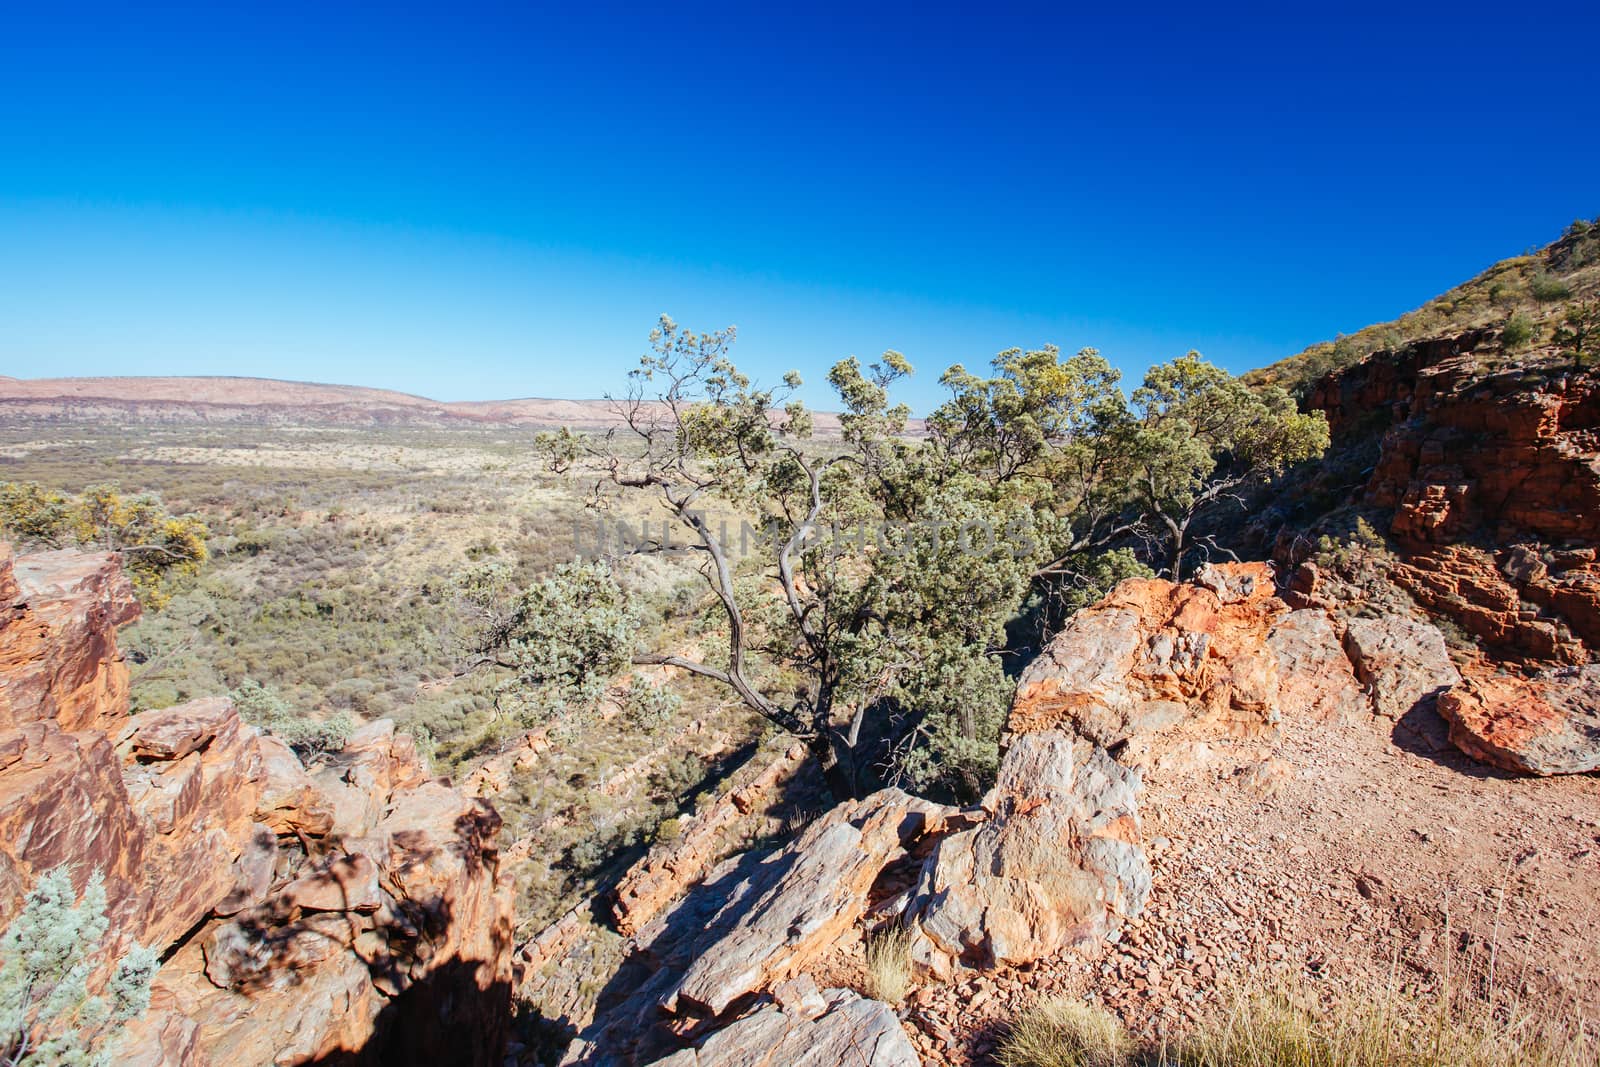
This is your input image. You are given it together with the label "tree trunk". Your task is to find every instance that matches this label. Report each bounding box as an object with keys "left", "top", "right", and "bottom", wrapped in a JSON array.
[
  {"left": 811, "top": 731, "right": 859, "bottom": 803},
  {"left": 1161, "top": 513, "right": 1188, "bottom": 581}
]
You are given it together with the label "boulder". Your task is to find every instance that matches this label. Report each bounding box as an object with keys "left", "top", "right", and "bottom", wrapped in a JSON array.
[
  {"left": 909, "top": 732, "right": 1148, "bottom": 976},
  {"left": 660, "top": 789, "right": 950, "bottom": 1018},
  {"left": 653, "top": 987, "right": 921, "bottom": 1067},
  {"left": 127, "top": 697, "right": 235, "bottom": 760},
  {"left": 214, "top": 823, "right": 278, "bottom": 916},
  {"left": 121, "top": 698, "right": 269, "bottom": 948},
  {"left": 1438, "top": 666, "right": 1600, "bottom": 775},
  {"left": 1343, "top": 614, "right": 1461, "bottom": 719},
  {"left": 1009, "top": 564, "right": 1287, "bottom": 764},
  {"left": 0, "top": 721, "right": 147, "bottom": 926},
  {"left": 1267, "top": 609, "right": 1368, "bottom": 722},
  {"left": 574, "top": 789, "right": 950, "bottom": 1062}
]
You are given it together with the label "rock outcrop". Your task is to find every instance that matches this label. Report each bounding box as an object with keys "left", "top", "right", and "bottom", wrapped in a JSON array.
[
  {"left": 0, "top": 547, "right": 140, "bottom": 733},
  {"left": 571, "top": 789, "right": 946, "bottom": 1063},
  {"left": 1438, "top": 665, "right": 1600, "bottom": 775},
  {"left": 1009, "top": 562, "right": 1365, "bottom": 766},
  {"left": 652, "top": 985, "right": 920, "bottom": 1067},
  {"left": 572, "top": 559, "right": 1585, "bottom": 1063},
  {"left": 611, "top": 742, "right": 807, "bottom": 937},
  {"left": 1304, "top": 337, "right": 1600, "bottom": 663},
  {"left": 575, "top": 564, "right": 1402, "bottom": 1063},
  {"left": 0, "top": 544, "right": 514, "bottom": 1066},
  {"left": 908, "top": 732, "right": 1148, "bottom": 978}
]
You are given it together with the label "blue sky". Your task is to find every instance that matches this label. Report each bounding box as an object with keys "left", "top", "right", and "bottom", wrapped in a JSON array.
[{"left": 3, "top": 3, "right": 1597, "bottom": 413}]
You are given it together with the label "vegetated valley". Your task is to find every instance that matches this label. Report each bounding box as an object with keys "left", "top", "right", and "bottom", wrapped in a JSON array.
[{"left": 1, "top": 218, "right": 1598, "bottom": 1067}]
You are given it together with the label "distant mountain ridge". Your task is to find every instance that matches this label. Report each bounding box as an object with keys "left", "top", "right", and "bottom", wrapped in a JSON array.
[{"left": 0, "top": 374, "right": 869, "bottom": 434}]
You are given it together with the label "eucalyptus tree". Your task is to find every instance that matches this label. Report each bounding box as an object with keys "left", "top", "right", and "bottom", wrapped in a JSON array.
[
  {"left": 1122, "top": 352, "right": 1329, "bottom": 576},
  {"left": 530, "top": 316, "right": 1043, "bottom": 800}
]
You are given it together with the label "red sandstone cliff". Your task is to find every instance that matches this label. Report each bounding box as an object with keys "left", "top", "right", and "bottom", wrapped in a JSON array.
[
  {"left": 0, "top": 543, "right": 515, "bottom": 1066},
  {"left": 1301, "top": 332, "right": 1600, "bottom": 665}
]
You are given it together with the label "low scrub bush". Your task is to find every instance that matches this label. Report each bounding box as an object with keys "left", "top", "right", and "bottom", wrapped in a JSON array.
[
  {"left": 998, "top": 998, "right": 1128, "bottom": 1067},
  {"left": 1501, "top": 314, "right": 1536, "bottom": 349},
  {"left": 0, "top": 868, "right": 157, "bottom": 1066},
  {"left": 1529, "top": 271, "right": 1571, "bottom": 302}
]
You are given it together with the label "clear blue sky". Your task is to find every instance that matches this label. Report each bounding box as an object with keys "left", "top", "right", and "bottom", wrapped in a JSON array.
[{"left": 3, "top": 3, "right": 1597, "bottom": 412}]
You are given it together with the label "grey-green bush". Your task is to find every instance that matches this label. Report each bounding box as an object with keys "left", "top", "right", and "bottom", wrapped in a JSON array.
[{"left": 0, "top": 868, "right": 157, "bottom": 1067}]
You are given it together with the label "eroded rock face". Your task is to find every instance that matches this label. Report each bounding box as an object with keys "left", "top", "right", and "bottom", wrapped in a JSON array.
[
  {"left": 1439, "top": 666, "right": 1600, "bottom": 776},
  {"left": 573, "top": 789, "right": 949, "bottom": 1063},
  {"left": 0, "top": 544, "right": 513, "bottom": 1067},
  {"left": 1342, "top": 614, "right": 1461, "bottom": 720},
  {"left": 0, "top": 548, "right": 139, "bottom": 734},
  {"left": 1305, "top": 337, "right": 1600, "bottom": 662},
  {"left": 909, "top": 732, "right": 1148, "bottom": 977}
]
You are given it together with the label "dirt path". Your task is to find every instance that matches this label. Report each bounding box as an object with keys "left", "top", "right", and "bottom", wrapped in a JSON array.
[{"left": 900, "top": 705, "right": 1600, "bottom": 1064}]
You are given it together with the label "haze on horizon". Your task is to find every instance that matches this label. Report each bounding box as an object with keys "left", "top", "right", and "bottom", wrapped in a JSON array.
[{"left": 3, "top": 3, "right": 1597, "bottom": 412}]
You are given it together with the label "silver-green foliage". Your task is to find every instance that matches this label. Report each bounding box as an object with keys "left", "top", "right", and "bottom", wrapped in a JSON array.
[
  {"left": 456, "top": 560, "right": 636, "bottom": 727},
  {"left": 620, "top": 675, "right": 681, "bottom": 731},
  {"left": 230, "top": 677, "right": 354, "bottom": 756},
  {"left": 0, "top": 868, "right": 157, "bottom": 1067}
]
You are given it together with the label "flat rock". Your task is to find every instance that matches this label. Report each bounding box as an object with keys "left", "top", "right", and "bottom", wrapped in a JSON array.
[
  {"left": 281, "top": 852, "right": 382, "bottom": 913},
  {"left": 1439, "top": 665, "right": 1600, "bottom": 775},
  {"left": 653, "top": 987, "right": 920, "bottom": 1067}
]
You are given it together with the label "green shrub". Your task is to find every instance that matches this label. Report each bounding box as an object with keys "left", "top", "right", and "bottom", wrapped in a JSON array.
[
  {"left": 1529, "top": 272, "right": 1571, "bottom": 302},
  {"left": 1501, "top": 314, "right": 1536, "bottom": 349},
  {"left": 620, "top": 675, "right": 681, "bottom": 731},
  {"left": 231, "top": 678, "right": 354, "bottom": 756},
  {"left": 0, "top": 868, "right": 157, "bottom": 1066}
]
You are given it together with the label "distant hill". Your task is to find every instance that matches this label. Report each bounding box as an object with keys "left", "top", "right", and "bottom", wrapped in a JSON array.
[
  {"left": 0, "top": 374, "right": 868, "bottom": 435},
  {"left": 1246, "top": 218, "right": 1600, "bottom": 397}
]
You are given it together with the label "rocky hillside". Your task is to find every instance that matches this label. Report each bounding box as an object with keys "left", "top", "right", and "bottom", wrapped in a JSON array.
[
  {"left": 0, "top": 543, "right": 514, "bottom": 1065},
  {"left": 525, "top": 563, "right": 1598, "bottom": 1065},
  {"left": 1248, "top": 219, "right": 1600, "bottom": 398},
  {"left": 1286, "top": 329, "right": 1599, "bottom": 669}
]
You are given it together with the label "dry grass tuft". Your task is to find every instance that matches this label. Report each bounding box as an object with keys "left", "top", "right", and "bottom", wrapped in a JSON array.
[
  {"left": 999, "top": 983, "right": 1596, "bottom": 1067},
  {"left": 862, "top": 924, "right": 915, "bottom": 1005},
  {"left": 997, "top": 998, "right": 1130, "bottom": 1067}
]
